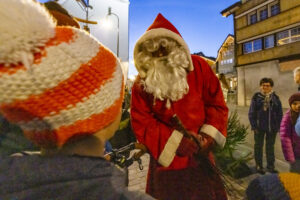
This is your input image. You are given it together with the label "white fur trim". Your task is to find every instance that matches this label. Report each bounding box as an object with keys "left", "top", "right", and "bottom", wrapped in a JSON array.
[
  {"left": 18, "top": 62, "right": 123, "bottom": 131},
  {"left": 0, "top": 0, "right": 56, "bottom": 65},
  {"left": 158, "top": 129, "right": 183, "bottom": 167},
  {"left": 133, "top": 28, "right": 193, "bottom": 78},
  {"left": 0, "top": 29, "right": 99, "bottom": 104},
  {"left": 200, "top": 124, "right": 226, "bottom": 148}
]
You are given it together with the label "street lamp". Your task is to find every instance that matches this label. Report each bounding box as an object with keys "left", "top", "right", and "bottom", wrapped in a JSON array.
[{"left": 106, "top": 7, "right": 120, "bottom": 57}]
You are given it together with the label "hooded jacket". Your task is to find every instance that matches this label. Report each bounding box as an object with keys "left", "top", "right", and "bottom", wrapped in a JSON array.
[{"left": 0, "top": 154, "right": 154, "bottom": 200}]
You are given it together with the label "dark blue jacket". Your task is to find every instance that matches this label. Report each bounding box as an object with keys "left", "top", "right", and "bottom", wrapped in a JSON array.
[
  {"left": 0, "top": 154, "right": 154, "bottom": 200},
  {"left": 248, "top": 92, "right": 283, "bottom": 133}
]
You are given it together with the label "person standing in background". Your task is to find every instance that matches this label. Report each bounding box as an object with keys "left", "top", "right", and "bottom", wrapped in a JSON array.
[
  {"left": 293, "top": 66, "right": 300, "bottom": 91},
  {"left": 280, "top": 93, "right": 300, "bottom": 173},
  {"left": 248, "top": 78, "right": 283, "bottom": 174}
]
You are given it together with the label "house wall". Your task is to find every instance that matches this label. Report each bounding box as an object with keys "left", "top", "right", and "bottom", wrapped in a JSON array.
[
  {"left": 236, "top": 5, "right": 300, "bottom": 42},
  {"left": 237, "top": 41, "right": 300, "bottom": 65},
  {"left": 237, "top": 60, "right": 297, "bottom": 108}
]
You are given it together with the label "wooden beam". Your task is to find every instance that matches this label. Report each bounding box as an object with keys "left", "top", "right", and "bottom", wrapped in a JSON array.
[{"left": 73, "top": 17, "right": 97, "bottom": 24}]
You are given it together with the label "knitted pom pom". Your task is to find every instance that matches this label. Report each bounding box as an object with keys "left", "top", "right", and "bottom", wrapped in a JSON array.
[{"left": 0, "top": 0, "right": 56, "bottom": 66}]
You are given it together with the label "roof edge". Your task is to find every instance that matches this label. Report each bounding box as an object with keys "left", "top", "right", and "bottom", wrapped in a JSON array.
[{"left": 220, "top": 2, "right": 241, "bottom": 17}]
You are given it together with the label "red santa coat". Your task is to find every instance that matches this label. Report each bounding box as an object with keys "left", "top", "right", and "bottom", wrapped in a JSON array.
[
  {"left": 131, "top": 55, "right": 228, "bottom": 199},
  {"left": 131, "top": 13, "right": 228, "bottom": 200}
]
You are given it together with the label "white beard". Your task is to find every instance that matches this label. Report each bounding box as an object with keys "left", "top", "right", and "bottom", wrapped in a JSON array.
[{"left": 139, "top": 47, "right": 190, "bottom": 108}]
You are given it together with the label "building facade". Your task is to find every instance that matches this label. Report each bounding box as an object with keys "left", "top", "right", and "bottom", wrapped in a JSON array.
[
  {"left": 216, "top": 34, "right": 237, "bottom": 104},
  {"left": 222, "top": 0, "right": 300, "bottom": 108},
  {"left": 216, "top": 34, "right": 237, "bottom": 90}
]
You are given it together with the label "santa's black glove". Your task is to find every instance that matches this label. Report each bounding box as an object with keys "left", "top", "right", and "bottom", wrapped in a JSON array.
[{"left": 196, "top": 132, "right": 216, "bottom": 155}]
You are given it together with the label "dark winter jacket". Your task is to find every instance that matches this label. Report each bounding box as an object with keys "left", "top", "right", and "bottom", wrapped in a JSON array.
[
  {"left": 0, "top": 154, "right": 154, "bottom": 200},
  {"left": 248, "top": 92, "right": 283, "bottom": 132}
]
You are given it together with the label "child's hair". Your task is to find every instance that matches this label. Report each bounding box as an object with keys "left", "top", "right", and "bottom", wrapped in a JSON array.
[
  {"left": 259, "top": 77, "right": 274, "bottom": 87},
  {"left": 288, "top": 93, "right": 300, "bottom": 125},
  {"left": 288, "top": 93, "right": 300, "bottom": 106},
  {"left": 246, "top": 173, "right": 300, "bottom": 200}
]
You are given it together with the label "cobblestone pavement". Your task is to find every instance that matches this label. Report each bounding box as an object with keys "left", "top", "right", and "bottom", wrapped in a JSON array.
[
  {"left": 127, "top": 105, "right": 290, "bottom": 199},
  {"left": 128, "top": 152, "right": 149, "bottom": 192}
]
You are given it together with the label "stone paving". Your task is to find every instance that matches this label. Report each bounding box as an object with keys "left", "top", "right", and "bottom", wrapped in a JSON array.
[
  {"left": 127, "top": 150, "right": 257, "bottom": 199},
  {"left": 128, "top": 152, "right": 149, "bottom": 192}
]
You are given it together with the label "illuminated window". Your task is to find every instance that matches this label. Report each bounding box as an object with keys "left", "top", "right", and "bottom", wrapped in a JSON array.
[
  {"left": 264, "top": 35, "right": 274, "bottom": 49},
  {"left": 253, "top": 39, "right": 262, "bottom": 51},
  {"left": 250, "top": 13, "right": 257, "bottom": 24},
  {"left": 243, "top": 39, "right": 262, "bottom": 54},
  {"left": 247, "top": 1, "right": 280, "bottom": 25},
  {"left": 276, "top": 26, "right": 300, "bottom": 46},
  {"left": 291, "top": 27, "right": 300, "bottom": 42},
  {"left": 260, "top": 8, "right": 268, "bottom": 21},
  {"left": 243, "top": 42, "right": 253, "bottom": 54},
  {"left": 271, "top": 3, "right": 280, "bottom": 16}
]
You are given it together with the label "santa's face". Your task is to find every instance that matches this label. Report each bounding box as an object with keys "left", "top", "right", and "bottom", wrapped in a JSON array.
[{"left": 135, "top": 37, "right": 190, "bottom": 105}]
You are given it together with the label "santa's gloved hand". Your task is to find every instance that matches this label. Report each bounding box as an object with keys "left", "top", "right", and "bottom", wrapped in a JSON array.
[
  {"left": 176, "top": 136, "right": 199, "bottom": 157},
  {"left": 196, "top": 132, "right": 216, "bottom": 155}
]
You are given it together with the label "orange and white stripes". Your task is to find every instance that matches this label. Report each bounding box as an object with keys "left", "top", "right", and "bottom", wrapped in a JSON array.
[{"left": 0, "top": 27, "right": 124, "bottom": 147}]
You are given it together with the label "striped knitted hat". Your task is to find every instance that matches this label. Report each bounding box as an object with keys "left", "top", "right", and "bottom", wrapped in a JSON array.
[
  {"left": 246, "top": 173, "right": 300, "bottom": 200},
  {"left": 0, "top": 0, "right": 124, "bottom": 148}
]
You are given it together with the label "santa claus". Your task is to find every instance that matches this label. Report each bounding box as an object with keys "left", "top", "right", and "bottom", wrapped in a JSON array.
[{"left": 130, "top": 13, "right": 228, "bottom": 200}]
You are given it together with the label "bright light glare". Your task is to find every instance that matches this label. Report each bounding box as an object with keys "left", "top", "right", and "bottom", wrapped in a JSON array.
[
  {"left": 128, "top": 74, "right": 136, "bottom": 81},
  {"left": 102, "top": 18, "right": 112, "bottom": 29}
]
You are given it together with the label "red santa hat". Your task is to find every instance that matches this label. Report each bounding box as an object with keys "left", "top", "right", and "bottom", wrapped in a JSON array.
[
  {"left": 133, "top": 13, "right": 194, "bottom": 78},
  {"left": 0, "top": 0, "right": 124, "bottom": 148}
]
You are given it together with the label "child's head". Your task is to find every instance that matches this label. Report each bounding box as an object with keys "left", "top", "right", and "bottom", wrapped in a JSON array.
[
  {"left": 0, "top": 0, "right": 124, "bottom": 152},
  {"left": 289, "top": 93, "right": 300, "bottom": 113}
]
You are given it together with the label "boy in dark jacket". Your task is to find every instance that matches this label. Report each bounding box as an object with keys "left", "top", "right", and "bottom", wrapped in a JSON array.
[
  {"left": 248, "top": 78, "right": 283, "bottom": 174},
  {"left": 0, "top": 1, "right": 153, "bottom": 199}
]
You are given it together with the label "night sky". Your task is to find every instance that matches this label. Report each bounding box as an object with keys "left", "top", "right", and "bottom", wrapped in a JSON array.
[{"left": 128, "top": 0, "right": 237, "bottom": 76}]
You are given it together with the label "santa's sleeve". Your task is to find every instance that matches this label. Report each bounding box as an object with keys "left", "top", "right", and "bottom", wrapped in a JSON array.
[
  {"left": 130, "top": 81, "right": 183, "bottom": 167},
  {"left": 196, "top": 57, "right": 228, "bottom": 148}
]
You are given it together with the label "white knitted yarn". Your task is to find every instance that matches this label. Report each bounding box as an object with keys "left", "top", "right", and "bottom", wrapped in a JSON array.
[
  {"left": 0, "top": 29, "right": 99, "bottom": 104},
  {"left": 0, "top": 0, "right": 56, "bottom": 66},
  {"left": 19, "top": 61, "right": 123, "bottom": 131}
]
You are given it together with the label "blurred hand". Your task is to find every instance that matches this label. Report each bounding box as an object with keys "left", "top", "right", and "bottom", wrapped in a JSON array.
[
  {"left": 176, "top": 136, "right": 199, "bottom": 157},
  {"left": 196, "top": 132, "right": 215, "bottom": 155},
  {"left": 253, "top": 129, "right": 259, "bottom": 134}
]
